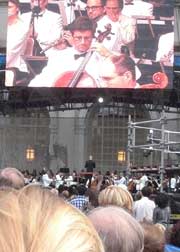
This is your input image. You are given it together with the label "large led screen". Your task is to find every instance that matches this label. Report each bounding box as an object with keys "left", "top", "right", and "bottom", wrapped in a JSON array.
[{"left": 5, "top": 0, "right": 174, "bottom": 89}]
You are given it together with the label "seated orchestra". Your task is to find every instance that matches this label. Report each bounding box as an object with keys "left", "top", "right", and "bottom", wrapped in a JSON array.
[{"left": 6, "top": 0, "right": 174, "bottom": 88}]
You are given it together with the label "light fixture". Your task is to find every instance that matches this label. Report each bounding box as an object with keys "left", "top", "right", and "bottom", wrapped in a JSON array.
[
  {"left": 118, "top": 151, "right": 126, "bottom": 162},
  {"left": 98, "top": 97, "right": 104, "bottom": 103},
  {"left": 26, "top": 147, "right": 35, "bottom": 161}
]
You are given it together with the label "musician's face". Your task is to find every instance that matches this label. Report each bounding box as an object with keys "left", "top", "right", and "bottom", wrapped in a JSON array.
[
  {"left": 8, "top": 1, "right": 19, "bottom": 17},
  {"left": 73, "top": 30, "right": 93, "bottom": 53},
  {"left": 99, "top": 57, "right": 135, "bottom": 88},
  {"left": 31, "top": 0, "right": 48, "bottom": 10},
  {"left": 105, "top": 0, "right": 120, "bottom": 22},
  {"left": 86, "top": 0, "right": 104, "bottom": 20}
]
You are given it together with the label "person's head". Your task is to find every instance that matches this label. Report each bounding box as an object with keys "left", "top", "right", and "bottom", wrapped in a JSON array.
[
  {"left": 8, "top": 0, "right": 19, "bottom": 17},
  {"left": 86, "top": 0, "right": 105, "bottom": 21},
  {"left": 98, "top": 185, "right": 133, "bottom": 212},
  {"left": 141, "top": 222, "right": 165, "bottom": 252},
  {"left": 0, "top": 185, "right": 104, "bottom": 252},
  {"left": 166, "top": 221, "right": 180, "bottom": 247},
  {"left": 30, "top": 0, "right": 48, "bottom": 11},
  {"left": 99, "top": 54, "right": 136, "bottom": 88},
  {"left": 69, "top": 16, "right": 96, "bottom": 53},
  {"left": 0, "top": 167, "right": 25, "bottom": 189},
  {"left": 141, "top": 186, "right": 153, "bottom": 198},
  {"left": 77, "top": 184, "right": 87, "bottom": 195},
  {"left": 88, "top": 206, "right": 144, "bottom": 252},
  {"left": 154, "top": 193, "right": 169, "bottom": 209},
  {"left": 104, "top": 0, "right": 123, "bottom": 22}
]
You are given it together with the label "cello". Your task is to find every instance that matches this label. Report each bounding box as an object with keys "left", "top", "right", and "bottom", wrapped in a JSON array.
[
  {"left": 53, "top": 24, "right": 112, "bottom": 88},
  {"left": 139, "top": 72, "right": 168, "bottom": 89}
]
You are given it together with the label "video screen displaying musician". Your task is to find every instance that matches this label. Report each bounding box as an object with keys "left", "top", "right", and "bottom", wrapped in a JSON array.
[{"left": 5, "top": 0, "right": 174, "bottom": 89}]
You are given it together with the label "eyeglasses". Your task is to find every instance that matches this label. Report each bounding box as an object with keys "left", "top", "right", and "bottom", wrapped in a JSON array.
[
  {"left": 86, "top": 5, "right": 103, "bottom": 11},
  {"left": 73, "top": 36, "right": 92, "bottom": 42}
]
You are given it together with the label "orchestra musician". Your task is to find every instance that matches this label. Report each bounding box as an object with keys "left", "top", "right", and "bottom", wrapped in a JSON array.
[
  {"left": 99, "top": 54, "right": 140, "bottom": 88},
  {"left": 21, "top": 0, "right": 63, "bottom": 56},
  {"left": 96, "top": 0, "right": 136, "bottom": 56},
  {"left": 98, "top": 53, "right": 168, "bottom": 89},
  {"left": 122, "top": 0, "right": 153, "bottom": 17},
  {"left": 29, "top": 16, "right": 106, "bottom": 87},
  {"left": 6, "top": 0, "right": 30, "bottom": 84},
  {"left": 86, "top": 0, "right": 105, "bottom": 22},
  {"left": 156, "top": 32, "right": 174, "bottom": 65}
]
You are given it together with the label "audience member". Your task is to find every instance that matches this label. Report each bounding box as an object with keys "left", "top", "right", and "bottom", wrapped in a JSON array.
[
  {"left": 70, "top": 183, "right": 89, "bottom": 211},
  {"left": 0, "top": 185, "right": 104, "bottom": 252},
  {"left": 0, "top": 167, "right": 25, "bottom": 189},
  {"left": 141, "top": 221, "right": 165, "bottom": 252},
  {"left": 88, "top": 206, "right": 144, "bottom": 252},
  {"left": 98, "top": 185, "right": 133, "bottom": 212},
  {"left": 153, "top": 192, "right": 171, "bottom": 228},
  {"left": 165, "top": 221, "right": 180, "bottom": 252},
  {"left": 133, "top": 186, "right": 156, "bottom": 222}
]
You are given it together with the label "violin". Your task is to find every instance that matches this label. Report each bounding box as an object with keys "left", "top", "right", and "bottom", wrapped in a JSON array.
[
  {"left": 140, "top": 72, "right": 168, "bottom": 89},
  {"left": 53, "top": 24, "right": 112, "bottom": 88}
]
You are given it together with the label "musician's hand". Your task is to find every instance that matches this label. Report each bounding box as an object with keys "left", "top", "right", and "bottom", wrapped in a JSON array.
[
  {"left": 63, "top": 31, "right": 74, "bottom": 46},
  {"left": 91, "top": 42, "right": 113, "bottom": 58}
]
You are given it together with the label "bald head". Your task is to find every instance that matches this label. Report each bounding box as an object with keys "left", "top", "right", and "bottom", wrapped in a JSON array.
[{"left": 0, "top": 167, "right": 25, "bottom": 189}]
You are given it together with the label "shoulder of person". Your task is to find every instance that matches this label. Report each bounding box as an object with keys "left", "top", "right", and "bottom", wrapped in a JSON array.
[{"left": 120, "top": 15, "right": 136, "bottom": 25}]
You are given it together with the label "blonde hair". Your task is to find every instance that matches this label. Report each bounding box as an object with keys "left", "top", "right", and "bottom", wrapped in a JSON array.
[
  {"left": 140, "top": 222, "right": 165, "bottom": 252},
  {"left": 0, "top": 185, "right": 104, "bottom": 252},
  {"left": 98, "top": 185, "right": 133, "bottom": 212}
]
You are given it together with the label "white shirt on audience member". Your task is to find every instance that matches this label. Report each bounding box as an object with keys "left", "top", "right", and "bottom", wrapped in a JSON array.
[{"left": 133, "top": 196, "right": 156, "bottom": 222}]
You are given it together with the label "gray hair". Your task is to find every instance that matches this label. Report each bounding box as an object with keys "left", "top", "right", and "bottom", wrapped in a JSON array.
[{"left": 88, "top": 206, "right": 144, "bottom": 252}]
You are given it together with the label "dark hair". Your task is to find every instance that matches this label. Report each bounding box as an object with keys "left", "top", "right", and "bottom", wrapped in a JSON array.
[
  {"left": 105, "top": 0, "right": 124, "bottom": 10},
  {"left": 69, "top": 16, "right": 96, "bottom": 35},
  {"left": 77, "top": 184, "right": 87, "bottom": 195},
  {"left": 141, "top": 186, "right": 153, "bottom": 197},
  {"left": 168, "top": 221, "right": 180, "bottom": 247},
  {"left": 155, "top": 193, "right": 169, "bottom": 209},
  {"left": 9, "top": 0, "right": 20, "bottom": 7},
  {"left": 110, "top": 54, "right": 136, "bottom": 80}
]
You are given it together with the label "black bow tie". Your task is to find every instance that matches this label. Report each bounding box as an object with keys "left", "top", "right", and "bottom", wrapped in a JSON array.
[
  {"left": 125, "top": 2, "right": 134, "bottom": 5},
  {"left": 74, "top": 52, "right": 87, "bottom": 60}
]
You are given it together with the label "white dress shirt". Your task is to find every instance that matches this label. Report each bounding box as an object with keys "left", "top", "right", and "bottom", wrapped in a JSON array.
[
  {"left": 122, "top": 0, "right": 153, "bottom": 17},
  {"left": 133, "top": 196, "right": 156, "bottom": 222},
  {"left": 6, "top": 17, "right": 29, "bottom": 72},
  {"left": 96, "top": 14, "right": 136, "bottom": 53},
  {"left": 156, "top": 32, "right": 174, "bottom": 64},
  {"left": 29, "top": 47, "right": 103, "bottom": 87},
  {"left": 21, "top": 9, "right": 63, "bottom": 56}
]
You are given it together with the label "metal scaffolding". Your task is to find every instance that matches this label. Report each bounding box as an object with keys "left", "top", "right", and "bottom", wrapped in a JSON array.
[{"left": 127, "top": 110, "right": 180, "bottom": 192}]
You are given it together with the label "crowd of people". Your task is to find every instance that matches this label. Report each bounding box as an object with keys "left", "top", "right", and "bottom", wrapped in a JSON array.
[
  {"left": 0, "top": 166, "right": 179, "bottom": 252},
  {"left": 6, "top": 0, "right": 174, "bottom": 88}
]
